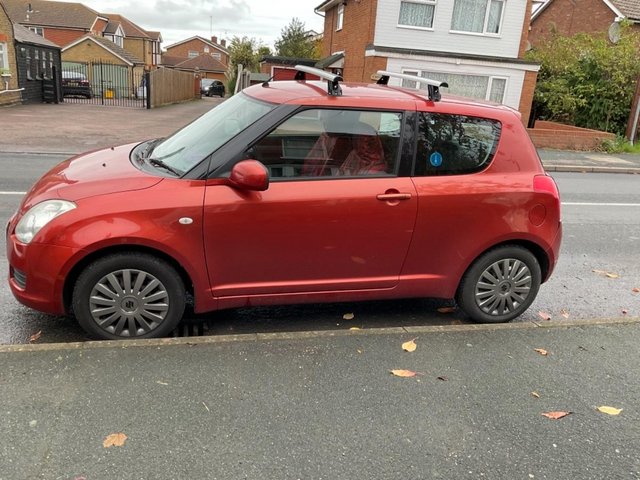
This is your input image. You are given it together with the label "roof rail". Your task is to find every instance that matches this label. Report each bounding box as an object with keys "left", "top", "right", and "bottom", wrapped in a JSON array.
[
  {"left": 294, "top": 65, "right": 343, "bottom": 96},
  {"left": 376, "top": 70, "right": 449, "bottom": 102}
]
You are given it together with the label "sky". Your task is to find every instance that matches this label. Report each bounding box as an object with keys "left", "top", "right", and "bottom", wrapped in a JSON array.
[{"left": 79, "top": 0, "right": 326, "bottom": 49}]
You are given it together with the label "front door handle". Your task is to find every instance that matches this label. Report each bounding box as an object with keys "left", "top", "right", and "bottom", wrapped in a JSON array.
[{"left": 376, "top": 193, "right": 412, "bottom": 201}]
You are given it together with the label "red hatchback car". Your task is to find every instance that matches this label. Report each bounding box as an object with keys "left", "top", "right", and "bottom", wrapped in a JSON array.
[{"left": 6, "top": 67, "right": 561, "bottom": 340}]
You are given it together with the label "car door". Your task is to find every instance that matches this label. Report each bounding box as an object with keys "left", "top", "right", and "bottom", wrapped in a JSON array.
[{"left": 202, "top": 108, "right": 418, "bottom": 298}]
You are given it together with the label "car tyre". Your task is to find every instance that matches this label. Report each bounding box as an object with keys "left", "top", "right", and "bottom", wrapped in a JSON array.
[
  {"left": 456, "top": 245, "right": 541, "bottom": 324},
  {"left": 72, "top": 253, "right": 186, "bottom": 340}
]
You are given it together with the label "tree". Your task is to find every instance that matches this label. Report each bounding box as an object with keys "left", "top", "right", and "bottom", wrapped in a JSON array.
[
  {"left": 274, "top": 18, "right": 319, "bottom": 59},
  {"left": 228, "top": 36, "right": 261, "bottom": 74},
  {"left": 526, "top": 23, "right": 640, "bottom": 135}
]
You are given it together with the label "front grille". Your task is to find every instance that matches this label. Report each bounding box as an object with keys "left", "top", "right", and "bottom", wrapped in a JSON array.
[{"left": 12, "top": 268, "right": 27, "bottom": 289}]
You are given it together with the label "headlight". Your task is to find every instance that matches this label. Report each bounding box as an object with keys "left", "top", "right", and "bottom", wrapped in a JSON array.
[{"left": 15, "top": 200, "right": 76, "bottom": 244}]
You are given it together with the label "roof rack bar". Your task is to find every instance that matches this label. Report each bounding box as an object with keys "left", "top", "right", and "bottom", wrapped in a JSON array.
[
  {"left": 376, "top": 70, "right": 449, "bottom": 102},
  {"left": 294, "top": 65, "right": 343, "bottom": 96}
]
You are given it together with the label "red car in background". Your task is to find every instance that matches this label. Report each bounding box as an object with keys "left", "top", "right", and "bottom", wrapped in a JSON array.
[{"left": 6, "top": 67, "right": 561, "bottom": 340}]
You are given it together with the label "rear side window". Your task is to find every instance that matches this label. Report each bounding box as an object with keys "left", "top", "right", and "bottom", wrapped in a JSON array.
[{"left": 414, "top": 113, "right": 501, "bottom": 176}]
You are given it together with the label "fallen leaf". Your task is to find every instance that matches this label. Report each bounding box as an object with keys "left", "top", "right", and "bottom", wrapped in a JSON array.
[
  {"left": 390, "top": 369, "right": 418, "bottom": 378},
  {"left": 103, "top": 433, "right": 127, "bottom": 448},
  {"left": 592, "top": 269, "right": 619, "bottom": 279},
  {"left": 632, "top": 288, "right": 640, "bottom": 294},
  {"left": 202, "top": 402, "right": 210, "bottom": 412},
  {"left": 622, "top": 309, "right": 628, "bottom": 315},
  {"left": 402, "top": 338, "right": 417, "bottom": 352},
  {"left": 156, "top": 381, "right": 168, "bottom": 386},
  {"left": 356, "top": 349, "right": 363, "bottom": 354},
  {"left": 542, "top": 411, "right": 572, "bottom": 420},
  {"left": 538, "top": 311, "right": 551, "bottom": 321},
  {"left": 343, "top": 313, "right": 355, "bottom": 320},
  {"left": 597, "top": 406, "right": 622, "bottom": 416},
  {"left": 436, "top": 376, "right": 448, "bottom": 381},
  {"left": 349, "top": 327, "right": 361, "bottom": 331},
  {"left": 531, "top": 391, "right": 540, "bottom": 398},
  {"left": 437, "top": 307, "right": 456, "bottom": 314},
  {"left": 29, "top": 331, "right": 42, "bottom": 343},
  {"left": 534, "top": 348, "right": 549, "bottom": 356},
  {"left": 560, "top": 309, "right": 570, "bottom": 319}
]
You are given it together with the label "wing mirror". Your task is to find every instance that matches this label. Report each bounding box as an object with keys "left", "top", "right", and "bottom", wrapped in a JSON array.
[{"left": 228, "top": 159, "right": 269, "bottom": 191}]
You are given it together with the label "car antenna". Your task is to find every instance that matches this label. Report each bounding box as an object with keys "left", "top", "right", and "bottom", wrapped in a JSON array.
[
  {"left": 294, "top": 65, "right": 343, "bottom": 96},
  {"left": 376, "top": 71, "right": 448, "bottom": 102}
]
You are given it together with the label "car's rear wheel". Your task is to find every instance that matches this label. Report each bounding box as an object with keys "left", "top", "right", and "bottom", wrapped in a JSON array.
[
  {"left": 72, "top": 253, "right": 185, "bottom": 340},
  {"left": 457, "top": 245, "right": 541, "bottom": 323}
]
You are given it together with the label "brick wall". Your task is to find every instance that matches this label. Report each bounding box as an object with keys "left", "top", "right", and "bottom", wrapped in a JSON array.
[
  {"left": 166, "top": 39, "right": 228, "bottom": 66},
  {"left": 0, "top": 4, "right": 21, "bottom": 106},
  {"left": 123, "top": 37, "right": 151, "bottom": 66},
  {"left": 518, "top": 70, "right": 538, "bottom": 126},
  {"left": 529, "top": 0, "right": 617, "bottom": 45},
  {"left": 518, "top": 0, "right": 533, "bottom": 57},
  {"left": 63, "top": 39, "right": 129, "bottom": 65},
  {"left": 528, "top": 121, "right": 615, "bottom": 150},
  {"left": 322, "top": 0, "right": 378, "bottom": 82}
]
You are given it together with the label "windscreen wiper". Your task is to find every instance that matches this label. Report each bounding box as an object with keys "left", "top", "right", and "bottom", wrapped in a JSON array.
[{"left": 147, "top": 157, "right": 183, "bottom": 177}]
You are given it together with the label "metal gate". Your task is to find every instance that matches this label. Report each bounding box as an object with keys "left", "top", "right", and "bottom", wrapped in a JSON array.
[{"left": 61, "top": 60, "right": 148, "bottom": 108}]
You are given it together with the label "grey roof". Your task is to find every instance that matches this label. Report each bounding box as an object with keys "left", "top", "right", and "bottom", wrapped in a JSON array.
[
  {"left": 315, "top": 52, "right": 344, "bottom": 69},
  {"left": 259, "top": 55, "right": 317, "bottom": 66},
  {"left": 13, "top": 22, "right": 60, "bottom": 48},
  {"left": 1, "top": 0, "right": 103, "bottom": 29}
]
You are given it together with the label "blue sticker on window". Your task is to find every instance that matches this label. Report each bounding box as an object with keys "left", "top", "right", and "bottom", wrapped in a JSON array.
[{"left": 430, "top": 151, "right": 443, "bottom": 167}]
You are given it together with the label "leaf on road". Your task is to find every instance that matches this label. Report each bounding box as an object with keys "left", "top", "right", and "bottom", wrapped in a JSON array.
[
  {"left": 592, "top": 269, "right": 619, "bottom": 279},
  {"left": 436, "top": 376, "right": 448, "bottom": 381},
  {"left": 632, "top": 288, "right": 640, "bottom": 294},
  {"left": 402, "top": 338, "right": 417, "bottom": 352},
  {"left": 538, "top": 311, "right": 552, "bottom": 321},
  {"left": 103, "top": 433, "right": 127, "bottom": 448},
  {"left": 349, "top": 327, "right": 361, "bottom": 331},
  {"left": 542, "top": 411, "right": 572, "bottom": 420},
  {"left": 534, "top": 348, "right": 549, "bottom": 356},
  {"left": 343, "top": 313, "right": 355, "bottom": 320},
  {"left": 622, "top": 309, "right": 628, "bottom": 315},
  {"left": 29, "top": 331, "right": 42, "bottom": 343},
  {"left": 560, "top": 309, "right": 570, "bottom": 319},
  {"left": 156, "top": 380, "right": 168, "bottom": 386},
  {"left": 437, "top": 307, "right": 456, "bottom": 314},
  {"left": 531, "top": 391, "right": 541, "bottom": 398},
  {"left": 390, "top": 369, "right": 418, "bottom": 378},
  {"left": 597, "top": 406, "right": 622, "bottom": 416}
]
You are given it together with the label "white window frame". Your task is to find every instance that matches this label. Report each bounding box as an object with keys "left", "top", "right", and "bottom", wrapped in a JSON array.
[
  {"left": 211, "top": 52, "right": 221, "bottom": 61},
  {"left": 188, "top": 50, "right": 198, "bottom": 58},
  {"left": 28, "top": 26, "right": 43, "bottom": 36},
  {"left": 0, "top": 43, "right": 9, "bottom": 71},
  {"left": 487, "top": 76, "right": 508, "bottom": 103},
  {"left": 397, "top": 0, "right": 437, "bottom": 31},
  {"left": 450, "top": 0, "right": 505, "bottom": 37},
  {"left": 336, "top": 4, "right": 344, "bottom": 31}
]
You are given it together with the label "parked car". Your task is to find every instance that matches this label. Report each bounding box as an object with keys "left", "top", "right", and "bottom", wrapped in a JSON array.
[
  {"left": 6, "top": 66, "right": 561, "bottom": 340},
  {"left": 200, "top": 78, "right": 225, "bottom": 97},
  {"left": 61, "top": 71, "right": 92, "bottom": 99}
]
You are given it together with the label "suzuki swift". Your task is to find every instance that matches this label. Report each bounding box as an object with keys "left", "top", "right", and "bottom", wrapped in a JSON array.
[{"left": 6, "top": 67, "right": 562, "bottom": 340}]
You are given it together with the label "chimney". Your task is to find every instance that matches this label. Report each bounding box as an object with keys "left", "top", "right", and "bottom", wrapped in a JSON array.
[
  {"left": 212, "top": 36, "right": 218, "bottom": 44},
  {"left": 221, "top": 39, "right": 226, "bottom": 48}
]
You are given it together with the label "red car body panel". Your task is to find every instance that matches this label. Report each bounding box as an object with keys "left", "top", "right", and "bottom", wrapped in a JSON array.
[{"left": 6, "top": 80, "right": 562, "bottom": 321}]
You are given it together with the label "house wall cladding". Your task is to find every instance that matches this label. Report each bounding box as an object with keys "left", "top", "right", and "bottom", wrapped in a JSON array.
[
  {"left": 15, "top": 44, "right": 61, "bottom": 103},
  {"left": 374, "top": 0, "right": 528, "bottom": 59}
]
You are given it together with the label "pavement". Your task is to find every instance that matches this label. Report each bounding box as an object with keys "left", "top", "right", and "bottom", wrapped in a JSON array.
[
  {"left": 0, "top": 99, "right": 640, "bottom": 173},
  {"left": 1, "top": 99, "right": 640, "bottom": 478}
]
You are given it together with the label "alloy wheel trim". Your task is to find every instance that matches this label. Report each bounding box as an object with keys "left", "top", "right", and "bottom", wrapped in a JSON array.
[{"left": 474, "top": 258, "right": 532, "bottom": 316}]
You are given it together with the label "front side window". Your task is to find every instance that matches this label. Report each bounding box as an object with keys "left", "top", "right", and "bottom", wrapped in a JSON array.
[
  {"left": 145, "top": 93, "right": 274, "bottom": 175},
  {"left": 0, "top": 43, "right": 8, "bottom": 71},
  {"left": 399, "top": 1, "right": 436, "bottom": 29},
  {"left": 451, "top": 0, "right": 504, "bottom": 35},
  {"left": 336, "top": 4, "right": 344, "bottom": 30},
  {"left": 251, "top": 109, "right": 402, "bottom": 179},
  {"left": 415, "top": 113, "right": 501, "bottom": 176}
]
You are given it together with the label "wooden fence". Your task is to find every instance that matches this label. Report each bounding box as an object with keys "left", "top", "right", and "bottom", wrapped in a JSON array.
[{"left": 149, "top": 68, "right": 197, "bottom": 108}]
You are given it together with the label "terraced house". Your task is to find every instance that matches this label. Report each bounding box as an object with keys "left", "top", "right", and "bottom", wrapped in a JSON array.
[{"left": 315, "top": 0, "right": 539, "bottom": 123}]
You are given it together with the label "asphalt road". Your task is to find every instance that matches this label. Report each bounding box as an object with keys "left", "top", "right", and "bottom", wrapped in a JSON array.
[{"left": 1, "top": 153, "right": 639, "bottom": 344}]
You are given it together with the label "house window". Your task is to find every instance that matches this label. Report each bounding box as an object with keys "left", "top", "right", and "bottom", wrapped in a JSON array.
[
  {"left": 34, "top": 49, "right": 41, "bottom": 79},
  {"left": 204, "top": 46, "right": 210, "bottom": 53},
  {"left": 28, "top": 26, "right": 43, "bottom": 36},
  {"left": 398, "top": 1, "right": 436, "bottom": 29},
  {"left": 0, "top": 43, "right": 8, "bottom": 71},
  {"left": 401, "top": 70, "right": 419, "bottom": 89},
  {"left": 405, "top": 70, "right": 508, "bottom": 104},
  {"left": 211, "top": 52, "right": 221, "bottom": 61},
  {"left": 188, "top": 50, "right": 198, "bottom": 58},
  {"left": 451, "top": 0, "right": 504, "bottom": 35},
  {"left": 336, "top": 4, "right": 344, "bottom": 31}
]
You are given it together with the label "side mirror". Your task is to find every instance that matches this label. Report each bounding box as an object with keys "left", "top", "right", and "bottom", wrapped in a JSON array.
[{"left": 228, "top": 159, "right": 269, "bottom": 191}]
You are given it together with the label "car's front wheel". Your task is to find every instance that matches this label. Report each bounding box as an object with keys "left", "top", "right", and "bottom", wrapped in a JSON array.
[
  {"left": 456, "top": 245, "right": 541, "bottom": 323},
  {"left": 72, "top": 253, "right": 186, "bottom": 340}
]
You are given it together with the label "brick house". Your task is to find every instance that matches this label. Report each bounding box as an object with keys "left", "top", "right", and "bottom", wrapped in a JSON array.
[
  {"left": 314, "top": 0, "right": 540, "bottom": 122},
  {"left": 1, "top": 0, "right": 161, "bottom": 70},
  {"left": 164, "top": 36, "right": 229, "bottom": 67},
  {"left": 0, "top": 0, "right": 20, "bottom": 105},
  {"left": 162, "top": 53, "right": 227, "bottom": 83},
  {"left": 529, "top": 0, "right": 640, "bottom": 44},
  {"left": 259, "top": 56, "right": 318, "bottom": 80}
]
